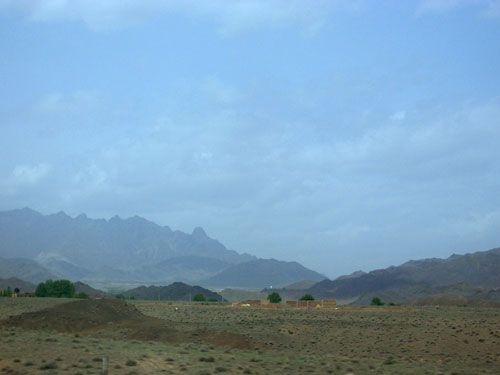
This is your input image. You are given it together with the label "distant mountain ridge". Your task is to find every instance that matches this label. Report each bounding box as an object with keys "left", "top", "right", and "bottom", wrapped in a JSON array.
[
  {"left": 0, "top": 256, "right": 57, "bottom": 284},
  {"left": 306, "top": 247, "right": 500, "bottom": 302},
  {"left": 352, "top": 283, "right": 500, "bottom": 306},
  {"left": 122, "top": 282, "right": 223, "bottom": 301},
  {"left": 0, "top": 208, "right": 253, "bottom": 269},
  {"left": 203, "top": 258, "right": 326, "bottom": 289},
  {"left": 0, "top": 208, "right": 322, "bottom": 288}
]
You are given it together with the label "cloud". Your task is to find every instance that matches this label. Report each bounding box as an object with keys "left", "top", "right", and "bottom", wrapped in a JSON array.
[
  {"left": 1, "top": 77, "right": 499, "bottom": 275},
  {"left": 11, "top": 163, "right": 51, "bottom": 185},
  {"left": 390, "top": 110, "right": 406, "bottom": 121},
  {"left": 0, "top": 0, "right": 361, "bottom": 33},
  {"left": 1, "top": 163, "right": 50, "bottom": 198}
]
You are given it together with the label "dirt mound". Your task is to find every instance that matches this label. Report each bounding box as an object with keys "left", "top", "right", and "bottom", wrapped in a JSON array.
[
  {"left": 4, "top": 298, "right": 144, "bottom": 332},
  {"left": 2, "top": 299, "right": 257, "bottom": 350}
]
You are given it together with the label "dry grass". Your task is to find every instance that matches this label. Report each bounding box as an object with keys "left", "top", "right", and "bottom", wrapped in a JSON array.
[{"left": 0, "top": 297, "right": 498, "bottom": 374}]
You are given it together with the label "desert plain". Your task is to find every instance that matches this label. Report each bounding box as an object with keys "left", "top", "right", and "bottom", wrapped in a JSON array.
[{"left": 0, "top": 297, "right": 499, "bottom": 374}]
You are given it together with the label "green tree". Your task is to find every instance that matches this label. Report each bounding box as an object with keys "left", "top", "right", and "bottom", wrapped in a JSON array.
[
  {"left": 300, "top": 294, "right": 315, "bottom": 301},
  {"left": 35, "top": 282, "right": 48, "bottom": 297},
  {"left": 192, "top": 293, "right": 206, "bottom": 302},
  {"left": 267, "top": 292, "right": 282, "bottom": 304},
  {"left": 35, "top": 280, "right": 75, "bottom": 298},
  {"left": 48, "top": 279, "right": 75, "bottom": 298},
  {"left": 371, "top": 297, "right": 384, "bottom": 306},
  {"left": 75, "top": 292, "right": 89, "bottom": 299}
]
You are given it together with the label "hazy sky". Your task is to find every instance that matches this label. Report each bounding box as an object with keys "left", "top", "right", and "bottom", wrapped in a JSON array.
[{"left": 1, "top": 0, "right": 499, "bottom": 277}]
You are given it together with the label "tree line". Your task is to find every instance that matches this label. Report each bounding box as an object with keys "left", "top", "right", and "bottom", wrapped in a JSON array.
[{"left": 35, "top": 279, "right": 88, "bottom": 299}]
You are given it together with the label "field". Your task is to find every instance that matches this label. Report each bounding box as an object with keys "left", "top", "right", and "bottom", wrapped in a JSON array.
[{"left": 0, "top": 298, "right": 499, "bottom": 374}]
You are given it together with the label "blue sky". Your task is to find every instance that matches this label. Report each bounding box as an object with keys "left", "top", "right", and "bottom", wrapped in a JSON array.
[{"left": 1, "top": 0, "right": 499, "bottom": 277}]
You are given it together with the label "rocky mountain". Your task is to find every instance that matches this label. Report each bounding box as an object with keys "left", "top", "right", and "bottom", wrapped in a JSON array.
[
  {"left": 0, "top": 256, "right": 56, "bottom": 284},
  {"left": 0, "top": 208, "right": 255, "bottom": 283},
  {"left": 203, "top": 259, "right": 326, "bottom": 289},
  {"left": 0, "top": 208, "right": 323, "bottom": 288},
  {"left": 122, "top": 282, "right": 223, "bottom": 301},
  {"left": 306, "top": 247, "right": 500, "bottom": 301}
]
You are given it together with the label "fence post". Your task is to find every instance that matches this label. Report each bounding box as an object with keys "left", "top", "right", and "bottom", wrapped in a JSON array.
[{"left": 102, "top": 356, "right": 108, "bottom": 375}]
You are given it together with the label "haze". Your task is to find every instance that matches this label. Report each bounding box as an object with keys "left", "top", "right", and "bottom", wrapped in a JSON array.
[{"left": 1, "top": 0, "right": 499, "bottom": 278}]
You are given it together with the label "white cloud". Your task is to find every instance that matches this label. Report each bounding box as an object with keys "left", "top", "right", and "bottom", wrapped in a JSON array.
[
  {"left": 390, "top": 110, "right": 406, "bottom": 121},
  {"left": 0, "top": 0, "right": 361, "bottom": 33},
  {"left": 11, "top": 163, "right": 51, "bottom": 185}
]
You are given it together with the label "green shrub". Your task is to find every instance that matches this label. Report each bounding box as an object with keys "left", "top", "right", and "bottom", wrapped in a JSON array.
[
  {"left": 300, "top": 294, "right": 314, "bottom": 301},
  {"left": 75, "top": 292, "right": 89, "bottom": 299},
  {"left": 267, "top": 292, "right": 282, "bottom": 304},
  {"left": 371, "top": 297, "right": 384, "bottom": 306},
  {"left": 193, "top": 293, "right": 206, "bottom": 302}
]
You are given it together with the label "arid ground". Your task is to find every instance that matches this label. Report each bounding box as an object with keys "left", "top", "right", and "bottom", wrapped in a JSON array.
[{"left": 0, "top": 298, "right": 499, "bottom": 374}]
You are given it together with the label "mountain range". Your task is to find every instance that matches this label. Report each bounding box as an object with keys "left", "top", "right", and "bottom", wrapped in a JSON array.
[
  {"left": 2, "top": 207, "right": 498, "bottom": 303},
  {"left": 303, "top": 247, "right": 500, "bottom": 304},
  {"left": 0, "top": 208, "right": 325, "bottom": 288},
  {"left": 204, "top": 259, "right": 325, "bottom": 289}
]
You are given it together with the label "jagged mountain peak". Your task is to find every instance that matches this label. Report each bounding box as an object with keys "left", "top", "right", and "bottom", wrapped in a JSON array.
[
  {"left": 192, "top": 226, "right": 208, "bottom": 239},
  {"left": 0, "top": 208, "right": 322, "bottom": 288},
  {"left": 0, "top": 208, "right": 255, "bottom": 281}
]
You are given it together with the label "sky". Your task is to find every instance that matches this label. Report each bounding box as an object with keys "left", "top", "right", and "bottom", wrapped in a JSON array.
[{"left": 1, "top": 0, "right": 499, "bottom": 278}]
